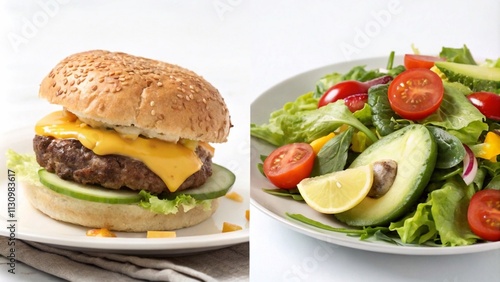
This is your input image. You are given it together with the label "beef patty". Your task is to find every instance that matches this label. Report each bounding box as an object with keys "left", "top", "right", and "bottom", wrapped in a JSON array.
[{"left": 33, "top": 135, "right": 212, "bottom": 194}]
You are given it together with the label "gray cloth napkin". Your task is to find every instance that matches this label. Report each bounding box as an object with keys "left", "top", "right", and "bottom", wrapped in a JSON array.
[{"left": 0, "top": 236, "right": 248, "bottom": 281}]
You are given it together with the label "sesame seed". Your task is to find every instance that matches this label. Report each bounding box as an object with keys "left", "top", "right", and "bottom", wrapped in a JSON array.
[
  {"left": 91, "top": 85, "right": 98, "bottom": 91},
  {"left": 63, "top": 78, "right": 68, "bottom": 85},
  {"left": 70, "top": 86, "right": 77, "bottom": 92},
  {"left": 157, "top": 82, "right": 163, "bottom": 87},
  {"left": 69, "top": 80, "right": 75, "bottom": 86},
  {"left": 150, "top": 101, "right": 155, "bottom": 106},
  {"left": 115, "top": 86, "right": 122, "bottom": 92},
  {"left": 151, "top": 110, "right": 156, "bottom": 116}
]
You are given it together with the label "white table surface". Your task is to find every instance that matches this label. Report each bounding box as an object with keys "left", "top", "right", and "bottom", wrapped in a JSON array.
[{"left": 1, "top": 1, "right": 500, "bottom": 281}]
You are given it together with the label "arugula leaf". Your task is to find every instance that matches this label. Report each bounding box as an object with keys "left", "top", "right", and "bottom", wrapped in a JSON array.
[
  {"left": 310, "top": 127, "right": 354, "bottom": 177},
  {"left": 439, "top": 45, "right": 477, "bottom": 65}
]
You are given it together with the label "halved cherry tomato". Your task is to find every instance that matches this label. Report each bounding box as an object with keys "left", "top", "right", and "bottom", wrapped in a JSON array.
[
  {"left": 388, "top": 68, "right": 444, "bottom": 120},
  {"left": 344, "top": 93, "right": 368, "bottom": 112},
  {"left": 467, "top": 92, "right": 500, "bottom": 121},
  {"left": 404, "top": 54, "right": 445, "bottom": 69},
  {"left": 263, "top": 143, "right": 315, "bottom": 189},
  {"left": 467, "top": 189, "right": 500, "bottom": 241},
  {"left": 318, "top": 81, "right": 368, "bottom": 108}
]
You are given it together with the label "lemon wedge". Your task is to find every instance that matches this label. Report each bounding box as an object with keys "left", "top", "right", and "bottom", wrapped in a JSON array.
[{"left": 297, "top": 164, "right": 374, "bottom": 214}]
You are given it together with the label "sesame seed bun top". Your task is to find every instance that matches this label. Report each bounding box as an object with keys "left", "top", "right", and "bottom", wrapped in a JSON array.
[{"left": 39, "top": 50, "right": 231, "bottom": 143}]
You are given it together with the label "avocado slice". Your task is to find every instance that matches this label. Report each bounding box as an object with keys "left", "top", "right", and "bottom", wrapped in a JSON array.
[
  {"left": 435, "top": 61, "right": 500, "bottom": 92},
  {"left": 335, "top": 124, "right": 437, "bottom": 226}
]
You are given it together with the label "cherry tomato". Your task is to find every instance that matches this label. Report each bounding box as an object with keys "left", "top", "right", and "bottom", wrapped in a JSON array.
[
  {"left": 263, "top": 143, "right": 315, "bottom": 189},
  {"left": 404, "top": 54, "right": 445, "bottom": 69},
  {"left": 318, "top": 81, "right": 368, "bottom": 108},
  {"left": 344, "top": 93, "right": 368, "bottom": 112},
  {"left": 467, "top": 189, "right": 500, "bottom": 241},
  {"left": 388, "top": 68, "right": 444, "bottom": 120},
  {"left": 467, "top": 92, "right": 500, "bottom": 121}
]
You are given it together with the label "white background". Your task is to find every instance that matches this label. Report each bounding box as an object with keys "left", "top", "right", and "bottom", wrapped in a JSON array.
[{"left": 1, "top": 0, "right": 500, "bottom": 281}]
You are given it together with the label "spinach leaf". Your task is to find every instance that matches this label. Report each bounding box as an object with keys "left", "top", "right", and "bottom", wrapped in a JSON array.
[
  {"left": 439, "top": 45, "right": 477, "bottom": 65},
  {"left": 368, "top": 84, "right": 407, "bottom": 136},
  {"left": 310, "top": 127, "right": 354, "bottom": 177},
  {"left": 426, "top": 126, "right": 466, "bottom": 169}
]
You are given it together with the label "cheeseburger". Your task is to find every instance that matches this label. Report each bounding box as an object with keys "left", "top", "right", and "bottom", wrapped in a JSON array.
[{"left": 26, "top": 50, "right": 234, "bottom": 232}]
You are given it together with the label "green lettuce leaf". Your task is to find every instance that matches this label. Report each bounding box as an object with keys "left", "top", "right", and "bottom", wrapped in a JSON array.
[
  {"left": 138, "top": 190, "right": 212, "bottom": 214},
  {"left": 422, "top": 82, "right": 488, "bottom": 144},
  {"left": 482, "top": 58, "right": 500, "bottom": 68},
  {"left": 389, "top": 200, "right": 438, "bottom": 244},
  {"left": 439, "top": 45, "right": 477, "bottom": 65},
  {"left": 429, "top": 178, "right": 478, "bottom": 246},
  {"left": 6, "top": 149, "right": 43, "bottom": 187},
  {"left": 251, "top": 98, "right": 378, "bottom": 146},
  {"left": 250, "top": 92, "right": 318, "bottom": 146},
  {"left": 390, "top": 177, "right": 479, "bottom": 246}
]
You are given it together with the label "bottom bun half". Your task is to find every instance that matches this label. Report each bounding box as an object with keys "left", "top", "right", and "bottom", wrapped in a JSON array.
[{"left": 23, "top": 182, "right": 219, "bottom": 232}]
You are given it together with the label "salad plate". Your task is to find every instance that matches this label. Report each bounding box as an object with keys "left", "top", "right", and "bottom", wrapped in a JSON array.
[
  {"left": 250, "top": 56, "right": 500, "bottom": 255},
  {"left": 0, "top": 127, "right": 249, "bottom": 256}
]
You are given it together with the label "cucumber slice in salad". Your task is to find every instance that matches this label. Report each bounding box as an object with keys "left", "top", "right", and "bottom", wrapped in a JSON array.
[
  {"left": 38, "top": 163, "right": 235, "bottom": 203},
  {"left": 435, "top": 61, "right": 500, "bottom": 92}
]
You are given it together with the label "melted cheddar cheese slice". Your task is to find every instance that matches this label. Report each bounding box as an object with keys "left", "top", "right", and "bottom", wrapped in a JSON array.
[{"left": 35, "top": 111, "right": 202, "bottom": 192}]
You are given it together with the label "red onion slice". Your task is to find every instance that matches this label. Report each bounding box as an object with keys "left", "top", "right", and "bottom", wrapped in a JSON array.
[{"left": 462, "top": 144, "right": 478, "bottom": 185}]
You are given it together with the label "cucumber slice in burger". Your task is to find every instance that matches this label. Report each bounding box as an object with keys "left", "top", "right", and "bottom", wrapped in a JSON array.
[
  {"left": 38, "top": 163, "right": 236, "bottom": 203},
  {"left": 168, "top": 164, "right": 236, "bottom": 200},
  {"left": 38, "top": 169, "right": 143, "bottom": 204}
]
